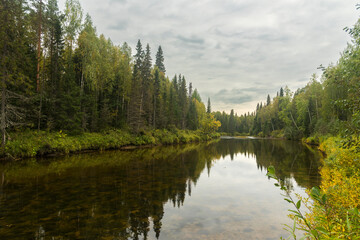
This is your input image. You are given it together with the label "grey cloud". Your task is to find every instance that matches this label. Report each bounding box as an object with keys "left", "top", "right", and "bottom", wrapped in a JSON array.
[
  {"left": 206, "top": 87, "right": 271, "bottom": 105},
  {"left": 108, "top": 21, "right": 128, "bottom": 31},
  {"left": 176, "top": 35, "right": 205, "bottom": 45}
]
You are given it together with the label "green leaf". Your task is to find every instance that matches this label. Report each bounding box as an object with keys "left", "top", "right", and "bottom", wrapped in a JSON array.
[
  {"left": 310, "top": 229, "right": 319, "bottom": 238},
  {"left": 296, "top": 200, "right": 301, "bottom": 209},
  {"left": 284, "top": 198, "right": 292, "bottom": 203},
  {"left": 346, "top": 212, "right": 351, "bottom": 231},
  {"left": 288, "top": 210, "right": 303, "bottom": 219},
  {"left": 310, "top": 187, "right": 322, "bottom": 203},
  {"left": 321, "top": 193, "right": 327, "bottom": 204},
  {"left": 316, "top": 226, "right": 329, "bottom": 234},
  {"left": 266, "top": 166, "right": 277, "bottom": 179}
]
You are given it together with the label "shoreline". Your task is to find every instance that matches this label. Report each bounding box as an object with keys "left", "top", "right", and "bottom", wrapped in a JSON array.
[{"left": 1, "top": 129, "right": 220, "bottom": 161}]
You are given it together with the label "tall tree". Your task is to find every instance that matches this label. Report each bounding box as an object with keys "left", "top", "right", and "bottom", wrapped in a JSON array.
[
  {"left": 179, "top": 75, "right": 188, "bottom": 129},
  {"left": 153, "top": 68, "right": 161, "bottom": 128},
  {"left": 0, "top": 0, "right": 35, "bottom": 148},
  {"left": 35, "top": 0, "right": 43, "bottom": 93},
  {"left": 57, "top": 0, "right": 83, "bottom": 133},
  {"left": 228, "top": 109, "right": 236, "bottom": 134},
  {"left": 142, "top": 43, "right": 153, "bottom": 125},
  {"left": 42, "top": 0, "right": 64, "bottom": 130},
  {"left": 267, "top": 94, "right": 271, "bottom": 106},
  {"left": 279, "top": 87, "right": 284, "bottom": 97},
  {"left": 128, "top": 40, "right": 144, "bottom": 131},
  {"left": 62, "top": 0, "right": 83, "bottom": 51},
  {"left": 207, "top": 98, "right": 211, "bottom": 114},
  {"left": 155, "top": 45, "right": 165, "bottom": 73}
]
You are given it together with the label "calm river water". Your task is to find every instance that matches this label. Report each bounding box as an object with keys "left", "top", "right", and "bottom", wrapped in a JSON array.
[{"left": 0, "top": 138, "right": 322, "bottom": 239}]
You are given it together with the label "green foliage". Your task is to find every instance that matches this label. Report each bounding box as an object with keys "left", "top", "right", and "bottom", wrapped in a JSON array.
[
  {"left": 269, "top": 134, "right": 360, "bottom": 239},
  {"left": 2, "top": 128, "right": 219, "bottom": 159}
]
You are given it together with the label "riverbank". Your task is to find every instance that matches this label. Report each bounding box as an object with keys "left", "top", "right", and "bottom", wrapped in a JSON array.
[
  {"left": 1, "top": 129, "right": 220, "bottom": 160},
  {"left": 300, "top": 136, "right": 360, "bottom": 238}
]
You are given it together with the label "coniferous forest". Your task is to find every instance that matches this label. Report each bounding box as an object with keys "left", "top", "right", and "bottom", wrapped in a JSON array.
[{"left": 0, "top": 0, "right": 220, "bottom": 155}]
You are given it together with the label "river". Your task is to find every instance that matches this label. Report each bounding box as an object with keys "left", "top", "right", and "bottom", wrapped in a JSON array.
[{"left": 0, "top": 138, "right": 322, "bottom": 239}]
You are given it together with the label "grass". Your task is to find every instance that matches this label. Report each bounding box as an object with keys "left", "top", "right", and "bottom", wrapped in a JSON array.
[{"left": 1, "top": 129, "right": 220, "bottom": 159}]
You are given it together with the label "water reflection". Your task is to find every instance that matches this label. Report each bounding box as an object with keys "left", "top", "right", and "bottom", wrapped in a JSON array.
[{"left": 0, "top": 139, "right": 321, "bottom": 239}]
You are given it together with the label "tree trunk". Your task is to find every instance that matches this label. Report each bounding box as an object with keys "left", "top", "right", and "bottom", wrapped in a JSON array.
[
  {"left": 38, "top": 52, "right": 46, "bottom": 130},
  {"left": 1, "top": 73, "right": 6, "bottom": 151},
  {"left": 290, "top": 111, "right": 300, "bottom": 130},
  {"left": 36, "top": 0, "right": 42, "bottom": 93},
  {"left": 80, "top": 71, "right": 86, "bottom": 129},
  {"left": 307, "top": 106, "right": 312, "bottom": 124},
  {"left": 153, "top": 96, "right": 156, "bottom": 128}
]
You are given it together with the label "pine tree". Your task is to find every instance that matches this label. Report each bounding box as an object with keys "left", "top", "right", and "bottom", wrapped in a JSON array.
[
  {"left": 128, "top": 40, "right": 144, "bottom": 132},
  {"left": 153, "top": 68, "right": 161, "bottom": 128},
  {"left": 179, "top": 75, "right": 187, "bottom": 129},
  {"left": 229, "top": 109, "right": 235, "bottom": 134},
  {"left": 142, "top": 43, "right": 153, "bottom": 126},
  {"left": 267, "top": 94, "right": 271, "bottom": 106},
  {"left": 207, "top": 98, "right": 211, "bottom": 113},
  {"left": 155, "top": 45, "right": 165, "bottom": 73},
  {"left": 188, "top": 82, "right": 192, "bottom": 97}
]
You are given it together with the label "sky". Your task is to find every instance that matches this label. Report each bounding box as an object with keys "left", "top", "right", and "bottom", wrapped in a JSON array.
[{"left": 58, "top": 0, "right": 359, "bottom": 115}]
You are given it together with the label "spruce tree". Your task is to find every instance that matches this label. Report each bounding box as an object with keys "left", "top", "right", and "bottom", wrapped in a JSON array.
[
  {"left": 229, "top": 109, "right": 236, "bottom": 134},
  {"left": 188, "top": 82, "right": 193, "bottom": 97},
  {"left": 179, "top": 76, "right": 187, "bottom": 129},
  {"left": 153, "top": 68, "right": 161, "bottom": 128},
  {"left": 128, "top": 40, "right": 144, "bottom": 132},
  {"left": 155, "top": 45, "right": 165, "bottom": 73},
  {"left": 142, "top": 43, "right": 153, "bottom": 125},
  {"left": 207, "top": 98, "right": 211, "bottom": 113}
]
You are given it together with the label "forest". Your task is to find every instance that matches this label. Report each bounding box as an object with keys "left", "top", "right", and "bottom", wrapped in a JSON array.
[
  {"left": 214, "top": 25, "right": 360, "bottom": 141},
  {"left": 0, "top": 0, "right": 220, "bottom": 155}
]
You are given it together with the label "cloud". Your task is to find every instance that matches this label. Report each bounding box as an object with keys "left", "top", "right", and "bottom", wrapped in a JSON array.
[
  {"left": 205, "top": 87, "right": 271, "bottom": 106},
  {"left": 176, "top": 35, "right": 205, "bottom": 45},
  {"left": 57, "top": 0, "right": 358, "bottom": 114},
  {"left": 108, "top": 21, "right": 128, "bottom": 31}
]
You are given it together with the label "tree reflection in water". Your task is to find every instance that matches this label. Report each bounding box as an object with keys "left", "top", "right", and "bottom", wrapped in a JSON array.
[{"left": 0, "top": 139, "right": 321, "bottom": 239}]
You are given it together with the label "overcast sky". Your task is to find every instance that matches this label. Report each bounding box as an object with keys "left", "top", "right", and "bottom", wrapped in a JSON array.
[{"left": 59, "top": 0, "right": 359, "bottom": 114}]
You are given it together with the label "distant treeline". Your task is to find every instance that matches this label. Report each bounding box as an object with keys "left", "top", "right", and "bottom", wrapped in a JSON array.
[
  {"left": 0, "top": 0, "right": 219, "bottom": 148},
  {"left": 214, "top": 19, "right": 360, "bottom": 139}
]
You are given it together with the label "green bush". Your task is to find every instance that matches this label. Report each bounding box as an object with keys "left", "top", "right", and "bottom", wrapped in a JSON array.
[{"left": 2, "top": 128, "right": 220, "bottom": 159}]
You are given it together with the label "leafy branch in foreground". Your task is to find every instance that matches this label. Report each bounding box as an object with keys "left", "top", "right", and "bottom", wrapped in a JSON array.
[
  {"left": 267, "top": 165, "right": 320, "bottom": 240},
  {"left": 267, "top": 166, "right": 360, "bottom": 239}
]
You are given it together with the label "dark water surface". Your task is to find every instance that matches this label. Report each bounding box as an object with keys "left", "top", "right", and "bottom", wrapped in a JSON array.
[{"left": 0, "top": 139, "right": 322, "bottom": 239}]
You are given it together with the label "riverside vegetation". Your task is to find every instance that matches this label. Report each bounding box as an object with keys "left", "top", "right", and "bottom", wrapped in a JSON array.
[
  {"left": 3, "top": 129, "right": 220, "bottom": 159},
  {"left": 0, "top": 0, "right": 221, "bottom": 159},
  {"left": 257, "top": 12, "right": 360, "bottom": 239},
  {"left": 1, "top": 0, "right": 360, "bottom": 239},
  {"left": 267, "top": 136, "right": 360, "bottom": 239}
]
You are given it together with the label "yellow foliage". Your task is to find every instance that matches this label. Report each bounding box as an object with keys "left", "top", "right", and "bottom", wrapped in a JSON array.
[
  {"left": 306, "top": 136, "right": 360, "bottom": 238},
  {"left": 201, "top": 114, "right": 221, "bottom": 133}
]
